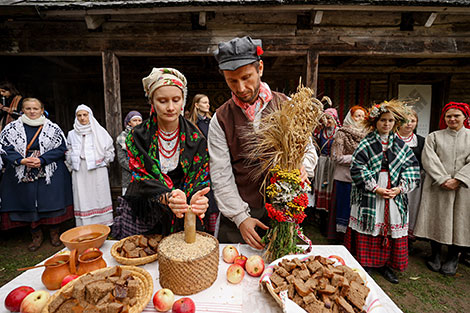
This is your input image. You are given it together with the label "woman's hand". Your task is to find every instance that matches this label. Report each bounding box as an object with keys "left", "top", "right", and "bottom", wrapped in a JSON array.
[
  {"left": 376, "top": 187, "right": 400, "bottom": 199},
  {"left": 20, "top": 157, "right": 41, "bottom": 168},
  {"left": 189, "top": 187, "right": 210, "bottom": 219},
  {"left": 441, "top": 178, "right": 461, "bottom": 191},
  {"left": 168, "top": 189, "right": 189, "bottom": 218}
]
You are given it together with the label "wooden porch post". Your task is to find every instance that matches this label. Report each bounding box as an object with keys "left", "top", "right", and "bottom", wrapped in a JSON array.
[
  {"left": 102, "top": 50, "right": 122, "bottom": 189},
  {"left": 306, "top": 50, "right": 319, "bottom": 97}
]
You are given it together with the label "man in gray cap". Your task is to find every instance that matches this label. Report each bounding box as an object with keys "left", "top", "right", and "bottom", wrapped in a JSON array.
[{"left": 208, "top": 36, "right": 317, "bottom": 249}]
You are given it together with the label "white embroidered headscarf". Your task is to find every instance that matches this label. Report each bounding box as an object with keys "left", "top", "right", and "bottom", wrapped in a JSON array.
[
  {"left": 142, "top": 67, "right": 188, "bottom": 114},
  {"left": 74, "top": 104, "right": 112, "bottom": 164}
]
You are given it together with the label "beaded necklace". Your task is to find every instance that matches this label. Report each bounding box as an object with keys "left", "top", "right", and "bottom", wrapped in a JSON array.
[
  {"left": 158, "top": 127, "right": 179, "bottom": 159},
  {"left": 397, "top": 132, "right": 414, "bottom": 143}
]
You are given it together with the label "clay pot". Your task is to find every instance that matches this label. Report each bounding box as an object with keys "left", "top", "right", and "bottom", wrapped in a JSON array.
[
  {"left": 77, "top": 249, "right": 107, "bottom": 275},
  {"left": 41, "top": 254, "right": 72, "bottom": 290}
]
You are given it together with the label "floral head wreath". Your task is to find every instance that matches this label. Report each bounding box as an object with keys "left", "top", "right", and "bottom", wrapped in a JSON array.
[
  {"left": 363, "top": 100, "right": 410, "bottom": 131},
  {"left": 368, "top": 102, "right": 390, "bottom": 120}
]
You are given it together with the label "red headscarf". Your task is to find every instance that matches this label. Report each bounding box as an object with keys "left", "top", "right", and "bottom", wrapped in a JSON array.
[{"left": 439, "top": 102, "right": 470, "bottom": 130}]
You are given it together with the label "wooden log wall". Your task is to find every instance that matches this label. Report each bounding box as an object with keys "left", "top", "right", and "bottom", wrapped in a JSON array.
[
  {"left": 2, "top": 5, "right": 470, "bottom": 191},
  {"left": 1, "top": 9, "right": 470, "bottom": 56}
]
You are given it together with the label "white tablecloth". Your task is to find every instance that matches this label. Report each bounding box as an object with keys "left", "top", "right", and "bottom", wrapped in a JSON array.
[{"left": 0, "top": 242, "right": 402, "bottom": 313}]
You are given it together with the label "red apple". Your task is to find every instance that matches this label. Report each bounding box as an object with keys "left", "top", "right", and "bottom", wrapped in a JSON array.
[
  {"left": 233, "top": 255, "right": 248, "bottom": 269},
  {"left": 20, "top": 290, "right": 50, "bottom": 313},
  {"left": 4, "top": 286, "right": 35, "bottom": 312},
  {"left": 61, "top": 274, "right": 79, "bottom": 287},
  {"left": 222, "top": 245, "right": 239, "bottom": 263},
  {"left": 153, "top": 288, "right": 175, "bottom": 312},
  {"left": 172, "top": 297, "right": 195, "bottom": 313},
  {"left": 226, "top": 264, "right": 245, "bottom": 284},
  {"left": 245, "top": 255, "right": 265, "bottom": 277}
]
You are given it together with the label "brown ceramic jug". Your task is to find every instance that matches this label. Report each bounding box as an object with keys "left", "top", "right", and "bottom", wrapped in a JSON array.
[
  {"left": 77, "top": 249, "right": 107, "bottom": 275},
  {"left": 41, "top": 254, "right": 73, "bottom": 290}
]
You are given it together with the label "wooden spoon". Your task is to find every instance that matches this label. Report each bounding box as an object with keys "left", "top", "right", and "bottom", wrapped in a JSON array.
[{"left": 17, "top": 260, "right": 66, "bottom": 271}]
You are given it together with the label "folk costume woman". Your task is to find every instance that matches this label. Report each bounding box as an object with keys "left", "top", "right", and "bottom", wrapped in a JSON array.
[
  {"left": 345, "top": 100, "right": 420, "bottom": 284},
  {"left": 0, "top": 81, "right": 22, "bottom": 131},
  {"left": 414, "top": 102, "right": 470, "bottom": 276},
  {"left": 66, "top": 104, "right": 115, "bottom": 226},
  {"left": 313, "top": 107, "right": 340, "bottom": 236},
  {"left": 116, "top": 110, "right": 143, "bottom": 195},
  {"left": 112, "top": 68, "right": 210, "bottom": 239},
  {"left": 330, "top": 106, "right": 367, "bottom": 239},
  {"left": 0, "top": 98, "right": 73, "bottom": 251},
  {"left": 396, "top": 109, "right": 425, "bottom": 246}
]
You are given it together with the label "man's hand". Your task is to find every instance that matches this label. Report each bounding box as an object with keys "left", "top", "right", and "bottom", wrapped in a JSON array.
[
  {"left": 441, "top": 178, "right": 461, "bottom": 191},
  {"left": 239, "top": 217, "right": 269, "bottom": 250},
  {"left": 299, "top": 165, "right": 308, "bottom": 184},
  {"left": 168, "top": 189, "right": 189, "bottom": 218},
  {"left": 190, "top": 187, "right": 210, "bottom": 219}
]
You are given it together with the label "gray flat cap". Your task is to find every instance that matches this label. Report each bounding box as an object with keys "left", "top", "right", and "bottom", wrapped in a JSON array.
[{"left": 214, "top": 36, "right": 263, "bottom": 71}]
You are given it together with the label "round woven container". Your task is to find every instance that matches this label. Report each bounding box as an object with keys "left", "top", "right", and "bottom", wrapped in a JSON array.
[
  {"left": 157, "top": 231, "right": 219, "bottom": 295},
  {"left": 42, "top": 265, "right": 153, "bottom": 313},
  {"left": 111, "top": 235, "right": 158, "bottom": 266}
]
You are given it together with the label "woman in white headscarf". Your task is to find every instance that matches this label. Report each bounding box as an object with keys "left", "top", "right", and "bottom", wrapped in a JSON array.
[{"left": 66, "top": 104, "right": 115, "bottom": 226}]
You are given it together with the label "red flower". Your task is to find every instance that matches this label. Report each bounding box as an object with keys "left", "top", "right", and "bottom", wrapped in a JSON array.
[
  {"left": 194, "top": 155, "right": 200, "bottom": 163},
  {"left": 256, "top": 46, "right": 264, "bottom": 56},
  {"left": 270, "top": 175, "right": 277, "bottom": 184},
  {"left": 192, "top": 132, "right": 198, "bottom": 140},
  {"left": 181, "top": 134, "right": 186, "bottom": 141}
]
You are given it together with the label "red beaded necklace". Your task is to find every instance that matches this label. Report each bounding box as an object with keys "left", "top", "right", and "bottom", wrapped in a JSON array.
[
  {"left": 397, "top": 132, "right": 413, "bottom": 143},
  {"left": 158, "top": 127, "right": 180, "bottom": 159},
  {"left": 324, "top": 125, "right": 336, "bottom": 140}
]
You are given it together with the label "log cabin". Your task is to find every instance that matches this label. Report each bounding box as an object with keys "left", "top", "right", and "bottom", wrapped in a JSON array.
[{"left": 1, "top": 0, "right": 469, "bottom": 191}]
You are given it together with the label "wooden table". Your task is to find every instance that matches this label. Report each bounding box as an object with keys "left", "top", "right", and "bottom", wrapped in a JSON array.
[{"left": 0, "top": 242, "right": 402, "bottom": 313}]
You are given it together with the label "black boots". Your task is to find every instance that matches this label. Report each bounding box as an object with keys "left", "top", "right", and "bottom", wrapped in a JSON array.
[
  {"left": 426, "top": 241, "right": 461, "bottom": 276},
  {"left": 441, "top": 245, "right": 460, "bottom": 276},
  {"left": 426, "top": 241, "right": 442, "bottom": 272},
  {"left": 28, "top": 228, "right": 44, "bottom": 252},
  {"left": 378, "top": 266, "right": 399, "bottom": 284}
]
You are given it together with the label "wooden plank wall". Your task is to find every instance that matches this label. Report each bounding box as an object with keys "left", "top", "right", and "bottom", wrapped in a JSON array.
[{"left": 2, "top": 6, "right": 470, "bottom": 191}]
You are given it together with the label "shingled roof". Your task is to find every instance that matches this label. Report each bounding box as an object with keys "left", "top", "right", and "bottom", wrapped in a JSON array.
[{"left": 1, "top": 0, "right": 470, "bottom": 9}]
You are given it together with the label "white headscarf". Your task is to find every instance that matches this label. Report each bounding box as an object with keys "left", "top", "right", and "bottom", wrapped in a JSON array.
[
  {"left": 74, "top": 104, "right": 112, "bottom": 163},
  {"left": 142, "top": 67, "right": 188, "bottom": 114}
]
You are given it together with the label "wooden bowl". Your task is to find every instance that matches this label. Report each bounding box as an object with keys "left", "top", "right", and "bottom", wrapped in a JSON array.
[{"left": 60, "top": 224, "right": 110, "bottom": 254}]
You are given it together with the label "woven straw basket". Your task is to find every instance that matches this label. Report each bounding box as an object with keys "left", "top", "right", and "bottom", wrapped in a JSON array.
[
  {"left": 111, "top": 235, "right": 159, "bottom": 265},
  {"left": 42, "top": 265, "right": 153, "bottom": 313},
  {"left": 158, "top": 231, "right": 219, "bottom": 295}
]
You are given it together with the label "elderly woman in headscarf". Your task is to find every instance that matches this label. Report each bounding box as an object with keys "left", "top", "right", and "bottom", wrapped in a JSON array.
[
  {"left": 0, "top": 98, "right": 73, "bottom": 251},
  {"left": 345, "top": 100, "right": 420, "bottom": 284},
  {"left": 112, "top": 68, "right": 210, "bottom": 239},
  {"left": 414, "top": 102, "right": 470, "bottom": 276},
  {"left": 313, "top": 107, "right": 341, "bottom": 237},
  {"left": 66, "top": 104, "right": 115, "bottom": 226},
  {"left": 116, "top": 110, "right": 143, "bottom": 195},
  {"left": 330, "top": 105, "right": 368, "bottom": 241}
]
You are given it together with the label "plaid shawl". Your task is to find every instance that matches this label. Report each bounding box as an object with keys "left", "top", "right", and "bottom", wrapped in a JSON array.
[
  {"left": 350, "top": 130, "right": 420, "bottom": 232},
  {"left": 124, "top": 112, "right": 210, "bottom": 235}
]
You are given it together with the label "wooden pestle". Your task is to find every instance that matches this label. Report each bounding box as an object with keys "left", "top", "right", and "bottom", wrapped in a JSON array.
[{"left": 184, "top": 205, "right": 196, "bottom": 243}]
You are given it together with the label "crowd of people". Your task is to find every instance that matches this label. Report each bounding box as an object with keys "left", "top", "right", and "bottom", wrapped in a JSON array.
[{"left": 0, "top": 36, "right": 469, "bottom": 285}]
